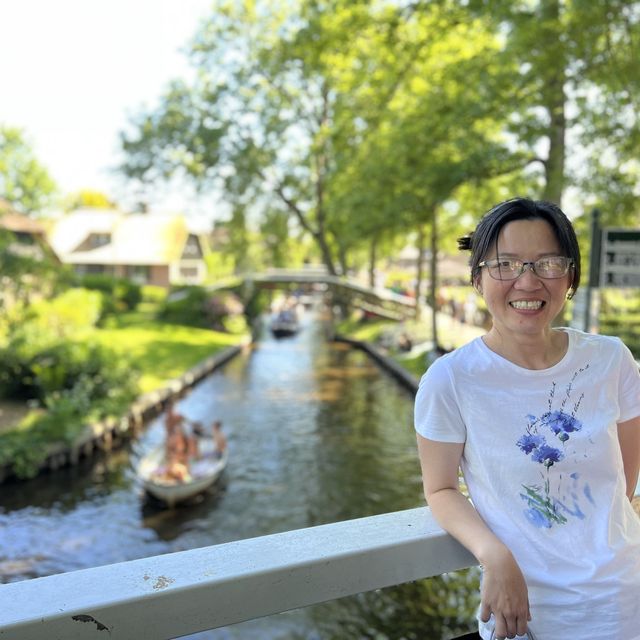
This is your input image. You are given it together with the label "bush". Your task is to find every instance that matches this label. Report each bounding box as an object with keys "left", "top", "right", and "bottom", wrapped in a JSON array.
[
  {"left": 141, "top": 285, "right": 168, "bottom": 304},
  {"left": 0, "top": 339, "right": 139, "bottom": 404},
  {"left": 599, "top": 313, "right": 640, "bottom": 360},
  {"left": 0, "top": 343, "right": 139, "bottom": 478},
  {"left": 78, "top": 274, "right": 142, "bottom": 316},
  {"left": 158, "top": 286, "right": 244, "bottom": 331},
  {"left": 0, "top": 288, "right": 103, "bottom": 361},
  {"left": 30, "top": 287, "right": 104, "bottom": 336}
]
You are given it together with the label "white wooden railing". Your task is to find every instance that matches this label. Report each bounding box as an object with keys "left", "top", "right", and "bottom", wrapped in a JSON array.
[{"left": 0, "top": 507, "right": 477, "bottom": 640}]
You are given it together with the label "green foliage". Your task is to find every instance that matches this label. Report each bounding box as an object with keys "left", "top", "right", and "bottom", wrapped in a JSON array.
[
  {"left": 77, "top": 274, "right": 142, "bottom": 316},
  {"left": 0, "top": 224, "right": 64, "bottom": 309},
  {"left": 204, "top": 250, "right": 235, "bottom": 281},
  {"left": 599, "top": 290, "right": 640, "bottom": 359},
  {"left": 0, "top": 125, "right": 57, "bottom": 213},
  {"left": 63, "top": 189, "right": 115, "bottom": 211},
  {"left": 31, "top": 287, "right": 103, "bottom": 335},
  {"left": 242, "top": 289, "right": 270, "bottom": 324},
  {"left": 0, "top": 343, "right": 139, "bottom": 478},
  {"left": 311, "top": 570, "right": 480, "bottom": 640},
  {"left": 141, "top": 284, "right": 168, "bottom": 304},
  {"left": 3, "top": 288, "right": 103, "bottom": 363},
  {"left": 120, "top": 0, "right": 640, "bottom": 297},
  {"left": 158, "top": 286, "right": 245, "bottom": 331},
  {"left": 0, "top": 339, "right": 137, "bottom": 401}
]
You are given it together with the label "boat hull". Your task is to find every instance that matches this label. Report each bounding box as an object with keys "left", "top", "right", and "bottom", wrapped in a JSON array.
[{"left": 138, "top": 440, "right": 227, "bottom": 508}]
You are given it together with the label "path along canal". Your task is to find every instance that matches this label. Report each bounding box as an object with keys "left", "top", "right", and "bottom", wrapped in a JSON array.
[{"left": 0, "top": 310, "right": 479, "bottom": 639}]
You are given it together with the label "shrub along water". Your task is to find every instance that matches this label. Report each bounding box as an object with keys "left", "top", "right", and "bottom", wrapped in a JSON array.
[
  {"left": 0, "top": 287, "right": 140, "bottom": 478},
  {"left": 0, "top": 283, "right": 250, "bottom": 479}
]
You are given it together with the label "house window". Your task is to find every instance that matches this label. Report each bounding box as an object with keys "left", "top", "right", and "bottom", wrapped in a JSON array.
[
  {"left": 126, "top": 265, "right": 150, "bottom": 284},
  {"left": 13, "top": 231, "right": 36, "bottom": 245},
  {"left": 180, "top": 266, "right": 199, "bottom": 279},
  {"left": 75, "top": 264, "right": 106, "bottom": 275},
  {"left": 182, "top": 235, "right": 202, "bottom": 258},
  {"left": 89, "top": 233, "right": 111, "bottom": 248}
]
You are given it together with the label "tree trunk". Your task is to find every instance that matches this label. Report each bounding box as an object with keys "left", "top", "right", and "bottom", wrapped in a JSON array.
[
  {"left": 414, "top": 225, "right": 425, "bottom": 321},
  {"left": 368, "top": 236, "right": 377, "bottom": 288},
  {"left": 315, "top": 231, "right": 339, "bottom": 276},
  {"left": 542, "top": 80, "right": 566, "bottom": 205},
  {"left": 429, "top": 212, "right": 439, "bottom": 349},
  {"left": 540, "top": 0, "right": 566, "bottom": 205}
]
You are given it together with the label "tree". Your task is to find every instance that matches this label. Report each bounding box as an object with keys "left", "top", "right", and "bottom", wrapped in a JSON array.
[
  {"left": 63, "top": 189, "right": 116, "bottom": 211},
  {"left": 465, "top": 0, "right": 640, "bottom": 217},
  {"left": 0, "top": 126, "right": 57, "bottom": 214},
  {"left": 120, "top": 0, "right": 640, "bottom": 315},
  {"left": 0, "top": 201, "right": 64, "bottom": 312},
  {"left": 120, "top": 2, "right": 518, "bottom": 281}
]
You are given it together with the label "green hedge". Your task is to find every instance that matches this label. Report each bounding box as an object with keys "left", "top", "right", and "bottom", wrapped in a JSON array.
[
  {"left": 0, "top": 342, "right": 139, "bottom": 478},
  {"left": 78, "top": 274, "right": 142, "bottom": 317},
  {"left": 600, "top": 313, "right": 640, "bottom": 359},
  {"left": 158, "top": 286, "right": 245, "bottom": 331}
]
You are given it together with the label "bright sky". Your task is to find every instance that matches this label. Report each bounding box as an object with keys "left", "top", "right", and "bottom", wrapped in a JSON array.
[{"left": 0, "top": 0, "right": 215, "bottom": 216}]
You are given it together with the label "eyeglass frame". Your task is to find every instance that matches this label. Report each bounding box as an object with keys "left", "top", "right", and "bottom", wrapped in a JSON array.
[{"left": 478, "top": 256, "right": 575, "bottom": 281}]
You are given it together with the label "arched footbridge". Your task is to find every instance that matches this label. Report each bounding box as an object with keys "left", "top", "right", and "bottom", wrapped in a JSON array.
[{"left": 209, "top": 267, "right": 417, "bottom": 321}]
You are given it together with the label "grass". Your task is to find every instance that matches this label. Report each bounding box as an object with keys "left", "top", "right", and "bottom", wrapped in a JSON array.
[
  {"left": 91, "top": 307, "right": 248, "bottom": 393},
  {"left": 336, "top": 308, "right": 490, "bottom": 382}
]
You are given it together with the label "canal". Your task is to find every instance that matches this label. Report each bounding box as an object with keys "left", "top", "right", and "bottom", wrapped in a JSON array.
[{"left": 0, "top": 310, "right": 479, "bottom": 639}]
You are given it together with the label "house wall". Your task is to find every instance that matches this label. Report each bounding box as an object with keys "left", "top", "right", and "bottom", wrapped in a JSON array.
[{"left": 150, "top": 265, "right": 170, "bottom": 287}]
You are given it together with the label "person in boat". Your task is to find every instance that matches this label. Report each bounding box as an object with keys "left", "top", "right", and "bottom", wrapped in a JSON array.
[
  {"left": 162, "top": 400, "right": 191, "bottom": 482},
  {"left": 212, "top": 421, "right": 227, "bottom": 460},
  {"left": 414, "top": 198, "right": 640, "bottom": 640},
  {"left": 187, "top": 421, "right": 204, "bottom": 459},
  {"left": 185, "top": 419, "right": 226, "bottom": 461}
]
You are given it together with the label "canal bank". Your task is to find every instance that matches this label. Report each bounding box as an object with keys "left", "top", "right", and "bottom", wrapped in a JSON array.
[{"left": 0, "top": 342, "right": 249, "bottom": 484}]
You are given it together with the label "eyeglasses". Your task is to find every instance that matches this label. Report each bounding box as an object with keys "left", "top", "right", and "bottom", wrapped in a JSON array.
[{"left": 479, "top": 256, "right": 574, "bottom": 281}]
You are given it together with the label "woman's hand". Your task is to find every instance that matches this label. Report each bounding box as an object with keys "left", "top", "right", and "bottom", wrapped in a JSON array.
[
  {"left": 480, "top": 546, "right": 531, "bottom": 639},
  {"left": 416, "top": 436, "right": 531, "bottom": 638}
]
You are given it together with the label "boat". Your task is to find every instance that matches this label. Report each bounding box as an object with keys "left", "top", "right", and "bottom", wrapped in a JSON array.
[
  {"left": 138, "top": 438, "right": 227, "bottom": 508},
  {"left": 270, "top": 309, "right": 299, "bottom": 338}
]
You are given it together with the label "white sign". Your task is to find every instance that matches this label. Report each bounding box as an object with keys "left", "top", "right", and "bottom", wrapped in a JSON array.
[{"left": 600, "top": 229, "right": 640, "bottom": 288}]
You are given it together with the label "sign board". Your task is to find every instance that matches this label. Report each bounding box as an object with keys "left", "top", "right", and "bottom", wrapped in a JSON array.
[{"left": 599, "top": 228, "right": 640, "bottom": 288}]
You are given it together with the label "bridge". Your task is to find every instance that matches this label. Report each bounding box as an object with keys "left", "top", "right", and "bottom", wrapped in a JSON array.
[
  {"left": 208, "top": 267, "right": 417, "bottom": 321},
  {"left": 0, "top": 507, "right": 478, "bottom": 639}
]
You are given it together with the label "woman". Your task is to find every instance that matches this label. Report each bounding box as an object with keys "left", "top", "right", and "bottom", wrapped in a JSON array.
[{"left": 414, "top": 198, "right": 640, "bottom": 640}]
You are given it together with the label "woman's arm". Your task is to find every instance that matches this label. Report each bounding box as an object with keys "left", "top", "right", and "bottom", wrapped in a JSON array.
[
  {"left": 618, "top": 415, "right": 640, "bottom": 500},
  {"left": 417, "top": 434, "right": 530, "bottom": 639}
]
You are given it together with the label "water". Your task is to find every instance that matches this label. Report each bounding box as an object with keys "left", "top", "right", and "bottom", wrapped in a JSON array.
[{"left": 0, "top": 311, "right": 478, "bottom": 639}]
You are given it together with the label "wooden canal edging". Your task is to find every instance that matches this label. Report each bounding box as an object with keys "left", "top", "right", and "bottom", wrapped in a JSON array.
[
  {"left": 0, "top": 341, "right": 250, "bottom": 484},
  {"left": 334, "top": 335, "right": 420, "bottom": 394}
]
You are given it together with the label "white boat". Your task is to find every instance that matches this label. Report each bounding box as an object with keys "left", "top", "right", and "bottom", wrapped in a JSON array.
[
  {"left": 270, "top": 310, "right": 299, "bottom": 338},
  {"left": 138, "top": 438, "right": 227, "bottom": 508}
]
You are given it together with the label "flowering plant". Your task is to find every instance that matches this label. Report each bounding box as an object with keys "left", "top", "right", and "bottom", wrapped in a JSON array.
[{"left": 516, "top": 366, "right": 589, "bottom": 528}]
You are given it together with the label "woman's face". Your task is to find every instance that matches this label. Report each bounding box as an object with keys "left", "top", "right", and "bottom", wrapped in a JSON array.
[{"left": 478, "top": 218, "right": 572, "bottom": 340}]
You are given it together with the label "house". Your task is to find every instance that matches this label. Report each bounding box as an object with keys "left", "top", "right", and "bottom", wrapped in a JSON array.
[
  {"left": 0, "top": 199, "right": 61, "bottom": 308},
  {"left": 0, "top": 198, "right": 60, "bottom": 264},
  {"left": 47, "top": 209, "right": 210, "bottom": 287}
]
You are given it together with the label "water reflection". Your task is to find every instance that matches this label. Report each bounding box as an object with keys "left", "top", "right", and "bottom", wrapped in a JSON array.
[{"left": 0, "top": 311, "right": 478, "bottom": 638}]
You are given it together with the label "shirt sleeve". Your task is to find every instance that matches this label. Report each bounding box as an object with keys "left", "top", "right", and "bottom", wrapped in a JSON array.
[
  {"left": 414, "top": 356, "right": 466, "bottom": 443},
  {"left": 618, "top": 340, "right": 640, "bottom": 423}
]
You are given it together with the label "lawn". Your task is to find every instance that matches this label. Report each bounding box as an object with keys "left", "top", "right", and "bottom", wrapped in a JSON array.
[{"left": 91, "top": 309, "right": 248, "bottom": 393}]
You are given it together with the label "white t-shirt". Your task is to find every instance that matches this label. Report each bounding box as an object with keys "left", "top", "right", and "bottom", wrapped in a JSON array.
[{"left": 414, "top": 328, "right": 640, "bottom": 640}]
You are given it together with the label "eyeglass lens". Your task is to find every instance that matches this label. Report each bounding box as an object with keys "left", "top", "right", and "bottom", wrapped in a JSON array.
[{"left": 490, "top": 257, "right": 570, "bottom": 280}]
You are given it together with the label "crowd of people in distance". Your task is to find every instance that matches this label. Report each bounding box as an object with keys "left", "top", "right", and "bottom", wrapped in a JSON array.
[{"left": 158, "top": 400, "right": 227, "bottom": 483}]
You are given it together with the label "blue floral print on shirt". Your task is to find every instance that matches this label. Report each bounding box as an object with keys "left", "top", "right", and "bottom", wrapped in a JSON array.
[{"left": 516, "top": 366, "right": 590, "bottom": 529}]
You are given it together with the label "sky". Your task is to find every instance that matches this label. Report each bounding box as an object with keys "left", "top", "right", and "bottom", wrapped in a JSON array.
[{"left": 0, "top": 0, "right": 217, "bottom": 217}]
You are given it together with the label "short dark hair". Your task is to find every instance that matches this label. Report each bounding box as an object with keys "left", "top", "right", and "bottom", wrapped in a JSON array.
[{"left": 458, "top": 197, "right": 581, "bottom": 298}]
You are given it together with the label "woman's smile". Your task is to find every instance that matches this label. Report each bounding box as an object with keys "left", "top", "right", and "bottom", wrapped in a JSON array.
[{"left": 509, "top": 299, "right": 545, "bottom": 311}]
